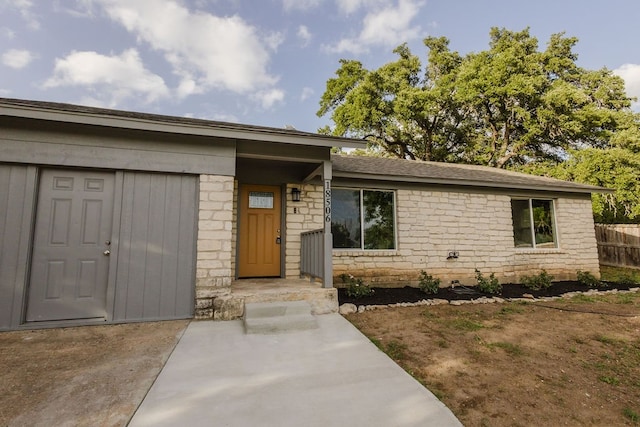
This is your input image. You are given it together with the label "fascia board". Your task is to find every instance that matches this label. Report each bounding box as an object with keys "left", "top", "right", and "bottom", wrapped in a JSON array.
[
  {"left": 0, "top": 103, "right": 367, "bottom": 149},
  {"left": 332, "top": 171, "right": 613, "bottom": 194}
]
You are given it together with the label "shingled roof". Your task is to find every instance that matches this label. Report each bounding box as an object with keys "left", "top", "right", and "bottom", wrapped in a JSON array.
[{"left": 331, "top": 154, "right": 609, "bottom": 194}]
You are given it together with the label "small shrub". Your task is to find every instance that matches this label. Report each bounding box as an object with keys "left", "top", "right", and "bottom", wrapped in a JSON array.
[
  {"left": 577, "top": 270, "right": 601, "bottom": 288},
  {"left": 521, "top": 269, "right": 554, "bottom": 290},
  {"left": 618, "top": 273, "right": 638, "bottom": 286},
  {"left": 418, "top": 270, "right": 441, "bottom": 295},
  {"left": 340, "top": 273, "right": 374, "bottom": 298},
  {"left": 475, "top": 269, "right": 502, "bottom": 295}
]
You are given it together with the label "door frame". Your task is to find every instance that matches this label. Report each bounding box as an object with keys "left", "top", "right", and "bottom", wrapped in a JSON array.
[{"left": 236, "top": 183, "right": 286, "bottom": 279}]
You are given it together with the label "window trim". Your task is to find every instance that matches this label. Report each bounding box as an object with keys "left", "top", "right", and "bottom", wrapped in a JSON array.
[
  {"left": 332, "top": 187, "right": 397, "bottom": 251},
  {"left": 511, "top": 198, "right": 558, "bottom": 249}
]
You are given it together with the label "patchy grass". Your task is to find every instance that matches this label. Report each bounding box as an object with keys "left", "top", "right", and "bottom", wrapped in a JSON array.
[
  {"left": 601, "top": 265, "right": 640, "bottom": 284},
  {"left": 570, "top": 293, "right": 599, "bottom": 303},
  {"left": 346, "top": 294, "right": 640, "bottom": 426},
  {"left": 624, "top": 407, "right": 640, "bottom": 424},
  {"left": 384, "top": 340, "right": 409, "bottom": 361},
  {"left": 487, "top": 341, "right": 525, "bottom": 356},
  {"left": 498, "top": 305, "right": 525, "bottom": 315},
  {"left": 449, "top": 318, "right": 484, "bottom": 332}
]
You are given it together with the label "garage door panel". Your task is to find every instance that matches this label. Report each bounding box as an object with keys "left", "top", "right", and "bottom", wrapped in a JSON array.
[{"left": 113, "top": 172, "right": 197, "bottom": 322}]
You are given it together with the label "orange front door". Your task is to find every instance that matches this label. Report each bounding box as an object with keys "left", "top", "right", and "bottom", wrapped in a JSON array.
[{"left": 238, "top": 185, "right": 282, "bottom": 278}]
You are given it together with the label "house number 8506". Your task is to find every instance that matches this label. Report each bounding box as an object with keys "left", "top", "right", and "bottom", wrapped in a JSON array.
[{"left": 324, "top": 181, "right": 331, "bottom": 223}]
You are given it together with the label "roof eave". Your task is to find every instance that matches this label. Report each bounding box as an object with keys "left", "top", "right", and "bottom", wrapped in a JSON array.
[
  {"left": 0, "top": 101, "right": 367, "bottom": 149},
  {"left": 332, "top": 171, "right": 612, "bottom": 194}
]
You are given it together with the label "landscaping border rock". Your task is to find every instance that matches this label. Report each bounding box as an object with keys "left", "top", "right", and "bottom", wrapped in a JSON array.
[{"left": 340, "top": 287, "right": 640, "bottom": 313}]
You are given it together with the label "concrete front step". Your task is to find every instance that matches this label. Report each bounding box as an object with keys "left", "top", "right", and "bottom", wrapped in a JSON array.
[{"left": 243, "top": 301, "right": 318, "bottom": 334}]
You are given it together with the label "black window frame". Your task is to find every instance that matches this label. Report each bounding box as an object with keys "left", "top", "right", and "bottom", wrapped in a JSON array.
[
  {"left": 331, "top": 188, "right": 397, "bottom": 251},
  {"left": 511, "top": 198, "right": 558, "bottom": 249}
]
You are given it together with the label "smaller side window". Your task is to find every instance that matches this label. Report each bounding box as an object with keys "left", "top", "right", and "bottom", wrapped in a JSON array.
[{"left": 511, "top": 199, "right": 557, "bottom": 249}]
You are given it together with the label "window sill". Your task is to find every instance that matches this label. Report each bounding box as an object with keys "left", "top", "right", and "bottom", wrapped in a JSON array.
[
  {"left": 514, "top": 248, "right": 564, "bottom": 255},
  {"left": 333, "top": 250, "right": 398, "bottom": 257}
]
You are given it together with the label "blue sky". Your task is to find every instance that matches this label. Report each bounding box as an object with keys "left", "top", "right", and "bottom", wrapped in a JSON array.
[{"left": 2, "top": 0, "right": 639, "bottom": 132}]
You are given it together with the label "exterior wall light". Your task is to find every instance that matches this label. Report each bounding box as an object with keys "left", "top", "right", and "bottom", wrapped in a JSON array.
[{"left": 291, "top": 187, "right": 301, "bottom": 202}]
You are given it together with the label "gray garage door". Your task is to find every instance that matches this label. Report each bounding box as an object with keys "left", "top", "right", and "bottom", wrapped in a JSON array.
[
  {"left": 0, "top": 165, "right": 197, "bottom": 329},
  {"left": 111, "top": 172, "right": 197, "bottom": 322}
]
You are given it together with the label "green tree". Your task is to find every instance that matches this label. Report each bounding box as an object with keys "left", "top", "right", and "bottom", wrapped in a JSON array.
[
  {"left": 318, "top": 28, "right": 639, "bottom": 167},
  {"left": 318, "top": 39, "right": 466, "bottom": 161},
  {"left": 455, "top": 29, "right": 638, "bottom": 167},
  {"left": 519, "top": 148, "right": 640, "bottom": 223}
]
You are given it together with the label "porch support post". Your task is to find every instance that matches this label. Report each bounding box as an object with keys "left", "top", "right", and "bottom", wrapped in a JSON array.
[{"left": 322, "top": 160, "right": 333, "bottom": 288}]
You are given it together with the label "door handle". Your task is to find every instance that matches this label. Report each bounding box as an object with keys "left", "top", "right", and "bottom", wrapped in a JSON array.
[
  {"left": 103, "top": 250, "right": 111, "bottom": 256},
  {"left": 276, "top": 237, "right": 281, "bottom": 244}
]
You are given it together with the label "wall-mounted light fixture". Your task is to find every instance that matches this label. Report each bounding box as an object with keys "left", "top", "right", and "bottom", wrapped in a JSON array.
[{"left": 291, "top": 187, "right": 301, "bottom": 202}]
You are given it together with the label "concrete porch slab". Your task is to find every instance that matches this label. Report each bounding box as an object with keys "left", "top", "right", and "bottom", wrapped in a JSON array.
[{"left": 215, "top": 278, "right": 338, "bottom": 320}]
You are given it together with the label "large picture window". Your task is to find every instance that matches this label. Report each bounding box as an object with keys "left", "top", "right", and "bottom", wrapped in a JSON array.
[
  {"left": 332, "top": 189, "right": 396, "bottom": 250},
  {"left": 511, "top": 199, "right": 557, "bottom": 248}
]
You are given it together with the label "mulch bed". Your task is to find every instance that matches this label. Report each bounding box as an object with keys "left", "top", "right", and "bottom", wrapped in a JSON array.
[{"left": 337, "top": 281, "right": 636, "bottom": 306}]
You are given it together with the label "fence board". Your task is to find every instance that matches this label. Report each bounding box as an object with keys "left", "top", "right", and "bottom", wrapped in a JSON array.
[{"left": 595, "top": 224, "right": 640, "bottom": 269}]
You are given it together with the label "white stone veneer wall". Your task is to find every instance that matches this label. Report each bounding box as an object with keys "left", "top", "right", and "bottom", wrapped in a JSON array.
[
  {"left": 331, "top": 188, "right": 600, "bottom": 287},
  {"left": 285, "top": 183, "right": 325, "bottom": 279},
  {"left": 195, "top": 174, "right": 234, "bottom": 318},
  {"left": 196, "top": 177, "right": 600, "bottom": 304}
]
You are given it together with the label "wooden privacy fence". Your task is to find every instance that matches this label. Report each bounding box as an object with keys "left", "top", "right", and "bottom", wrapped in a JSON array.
[{"left": 595, "top": 224, "right": 640, "bottom": 269}]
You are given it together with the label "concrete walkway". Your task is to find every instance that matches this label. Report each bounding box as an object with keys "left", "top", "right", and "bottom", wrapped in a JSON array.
[{"left": 129, "top": 314, "right": 462, "bottom": 427}]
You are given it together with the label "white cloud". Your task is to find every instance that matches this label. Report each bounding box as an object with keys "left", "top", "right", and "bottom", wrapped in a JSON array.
[
  {"left": 297, "top": 25, "right": 312, "bottom": 46},
  {"left": 614, "top": 63, "right": 640, "bottom": 110},
  {"left": 253, "top": 88, "right": 285, "bottom": 109},
  {"left": 264, "top": 31, "right": 286, "bottom": 51},
  {"left": 58, "top": 0, "right": 97, "bottom": 18},
  {"left": 2, "top": 0, "right": 40, "bottom": 30},
  {"left": 43, "top": 49, "right": 170, "bottom": 106},
  {"left": 1, "top": 27, "right": 16, "bottom": 39},
  {"left": 96, "top": 0, "right": 280, "bottom": 98},
  {"left": 325, "top": 0, "right": 423, "bottom": 54},
  {"left": 283, "top": 0, "right": 322, "bottom": 12},
  {"left": 300, "top": 86, "right": 314, "bottom": 101},
  {"left": 2, "top": 49, "right": 35, "bottom": 69},
  {"left": 335, "top": 0, "right": 387, "bottom": 15}
]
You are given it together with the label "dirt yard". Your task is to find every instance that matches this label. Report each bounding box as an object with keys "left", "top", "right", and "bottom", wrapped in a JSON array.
[
  {"left": 347, "top": 291, "right": 640, "bottom": 426},
  {"left": 0, "top": 320, "right": 188, "bottom": 427}
]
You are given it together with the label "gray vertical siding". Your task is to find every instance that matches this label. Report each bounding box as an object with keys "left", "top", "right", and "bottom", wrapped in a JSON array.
[
  {"left": 0, "top": 164, "right": 36, "bottom": 329},
  {"left": 112, "top": 172, "right": 197, "bottom": 322}
]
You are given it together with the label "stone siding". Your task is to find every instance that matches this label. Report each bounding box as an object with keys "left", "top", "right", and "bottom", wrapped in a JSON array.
[
  {"left": 284, "top": 183, "right": 325, "bottom": 279},
  {"left": 195, "top": 174, "right": 234, "bottom": 319},
  {"left": 193, "top": 177, "right": 600, "bottom": 318},
  {"left": 331, "top": 189, "right": 600, "bottom": 287}
]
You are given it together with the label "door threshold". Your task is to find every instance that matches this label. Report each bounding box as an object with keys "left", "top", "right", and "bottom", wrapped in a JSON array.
[{"left": 20, "top": 317, "right": 108, "bottom": 330}]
